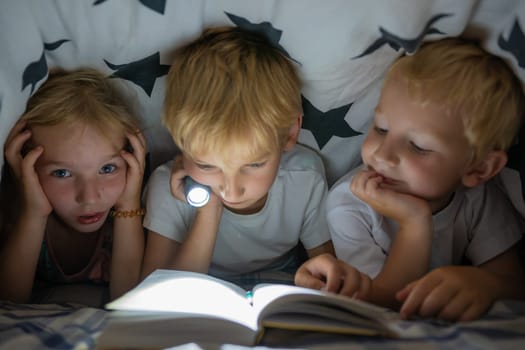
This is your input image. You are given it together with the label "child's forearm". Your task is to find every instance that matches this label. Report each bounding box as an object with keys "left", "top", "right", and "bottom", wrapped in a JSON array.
[
  {"left": 0, "top": 213, "right": 47, "bottom": 302},
  {"left": 369, "top": 217, "right": 433, "bottom": 309},
  {"left": 168, "top": 204, "right": 223, "bottom": 273},
  {"left": 480, "top": 248, "right": 525, "bottom": 300},
  {"left": 307, "top": 241, "right": 335, "bottom": 257},
  {"left": 480, "top": 268, "right": 525, "bottom": 302},
  {"left": 110, "top": 212, "right": 145, "bottom": 299}
]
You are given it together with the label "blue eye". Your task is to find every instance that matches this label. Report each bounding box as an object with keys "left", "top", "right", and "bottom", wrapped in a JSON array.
[
  {"left": 100, "top": 164, "right": 117, "bottom": 174},
  {"left": 52, "top": 169, "right": 71, "bottom": 178}
]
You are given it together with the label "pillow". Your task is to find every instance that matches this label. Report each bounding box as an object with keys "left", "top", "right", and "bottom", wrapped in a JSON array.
[{"left": 0, "top": 0, "right": 524, "bottom": 212}]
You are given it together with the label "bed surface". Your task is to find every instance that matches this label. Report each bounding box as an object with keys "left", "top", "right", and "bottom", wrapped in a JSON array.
[{"left": 1, "top": 299, "right": 525, "bottom": 350}]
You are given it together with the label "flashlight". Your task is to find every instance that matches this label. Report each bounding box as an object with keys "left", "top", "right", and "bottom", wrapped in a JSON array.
[{"left": 183, "top": 176, "right": 211, "bottom": 207}]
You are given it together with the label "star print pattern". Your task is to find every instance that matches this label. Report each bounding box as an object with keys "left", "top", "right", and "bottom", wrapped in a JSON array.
[
  {"left": 22, "top": 52, "right": 47, "bottom": 94},
  {"left": 225, "top": 12, "right": 299, "bottom": 64},
  {"left": 22, "top": 40, "right": 70, "bottom": 94},
  {"left": 498, "top": 19, "right": 525, "bottom": 68},
  {"left": 301, "top": 96, "right": 360, "bottom": 149},
  {"left": 353, "top": 13, "right": 452, "bottom": 58},
  {"left": 104, "top": 52, "right": 170, "bottom": 96},
  {"left": 8, "top": 3, "right": 525, "bottom": 204},
  {"left": 94, "top": 0, "right": 166, "bottom": 14}
]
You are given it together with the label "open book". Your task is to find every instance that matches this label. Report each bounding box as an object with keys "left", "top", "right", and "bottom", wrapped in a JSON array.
[{"left": 97, "top": 269, "right": 402, "bottom": 348}]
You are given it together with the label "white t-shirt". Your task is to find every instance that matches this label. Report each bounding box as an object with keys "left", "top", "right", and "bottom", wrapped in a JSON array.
[
  {"left": 327, "top": 167, "right": 524, "bottom": 278},
  {"left": 143, "top": 144, "right": 331, "bottom": 276}
]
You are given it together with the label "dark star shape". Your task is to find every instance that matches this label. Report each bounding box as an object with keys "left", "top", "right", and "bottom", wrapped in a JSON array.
[
  {"left": 44, "top": 39, "right": 70, "bottom": 51},
  {"left": 22, "top": 52, "right": 47, "bottom": 94},
  {"left": 22, "top": 39, "right": 70, "bottom": 94},
  {"left": 301, "top": 96, "right": 360, "bottom": 149},
  {"left": 104, "top": 52, "right": 170, "bottom": 96},
  {"left": 139, "top": 0, "right": 166, "bottom": 14},
  {"left": 498, "top": 19, "right": 525, "bottom": 68},
  {"left": 93, "top": 0, "right": 165, "bottom": 14},
  {"left": 224, "top": 11, "right": 299, "bottom": 64},
  {"left": 353, "top": 13, "right": 452, "bottom": 59}
]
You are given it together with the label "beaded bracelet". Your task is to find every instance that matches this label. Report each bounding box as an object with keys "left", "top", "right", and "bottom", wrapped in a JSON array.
[{"left": 110, "top": 208, "right": 146, "bottom": 218}]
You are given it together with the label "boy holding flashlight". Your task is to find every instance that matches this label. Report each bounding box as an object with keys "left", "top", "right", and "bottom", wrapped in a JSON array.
[{"left": 141, "top": 26, "right": 334, "bottom": 287}]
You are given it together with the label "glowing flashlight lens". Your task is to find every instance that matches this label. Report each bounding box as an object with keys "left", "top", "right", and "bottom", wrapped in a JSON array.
[
  {"left": 184, "top": 177, "right": 211, "bottom": 207},
  {"left": 187, "top": 187, "right": 210, "bottom": 207}
]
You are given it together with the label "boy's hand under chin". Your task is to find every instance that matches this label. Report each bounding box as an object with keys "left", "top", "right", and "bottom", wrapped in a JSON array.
[{"left": 350, "top": 169, "right": 431, "bottom": 225}]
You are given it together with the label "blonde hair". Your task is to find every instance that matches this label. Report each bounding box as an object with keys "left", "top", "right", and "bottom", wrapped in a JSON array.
[
  {"left": 22, "top": 68, "right": 140, "bottom": 141},
  {"left": 386, "top": 37, "right": 524, "bottom": 163},
  {"left": 1, "top": 68, "right": 141, "bottom": 240},
  {"left": 163, "top": 26, "right": 302, "bottom": 160}
]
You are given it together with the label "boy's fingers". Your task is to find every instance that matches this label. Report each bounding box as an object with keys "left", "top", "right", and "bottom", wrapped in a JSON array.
[
  {"left": 319, "top": 259, "right": 361, "bottom": 295},
  {"left": 351, "top": 171, "right": 382, "bottom": 200},
  {"left": 337, "top": 268, "right": 363, "bottom": 297},
  {"left": 400, "top": 276, "right": 442, "bottom": 319},
  {"left": 355, "top": 273, "right": 372, "bottom": 299},
  {"left": 294, "top": 266, "right": 327, "bottom": 291},
  {"left": 399, "top": 282, "right": 427, "bottom": 319},
  {"left": 396, "top": 280, "right": 416, "bottom": 302},
  {"left": 169, "top": 172, "right": 187, "bottom": 200},
  {"left": 457, "top": 302, "right": 485, "bottom": 323},
  {"left": 436, "top": 292, "right": 472, "bottom": 322},
  {"left": 349, "top": 171, "right": 367, "bottom": 193},
  {"left": 417, "top": 280, "right": 465, "bottom": 319},
  {"left": 322, "top": 271, "right": 345, "bottom": 294}
]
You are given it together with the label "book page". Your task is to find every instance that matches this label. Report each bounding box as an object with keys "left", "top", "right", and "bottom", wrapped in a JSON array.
[
  {"left": 252, "top": 284, "right": 392, "bottom": 318},
  {"left": 106, "top": 270, "right": 258, "bottom": 330},
  {"left": 251, "top": 284, "right": 399, "bottom": 336}
]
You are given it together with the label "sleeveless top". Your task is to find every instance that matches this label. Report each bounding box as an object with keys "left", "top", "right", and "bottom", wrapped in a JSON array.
[{"left": 35, "top": 220, "right": 112, "bottom": 284}]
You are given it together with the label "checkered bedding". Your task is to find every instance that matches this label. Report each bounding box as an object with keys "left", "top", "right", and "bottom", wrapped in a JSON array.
[{"left": 1, "top": 299, "right": 525, "bottom": 350}]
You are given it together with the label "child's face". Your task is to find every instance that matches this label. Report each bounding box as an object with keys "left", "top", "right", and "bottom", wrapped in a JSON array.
[
  {"left": 31, "top": 121, "right": 127, "bottom": 233},
  {"left": 183, "top": 145, "right": 282, "bottom": 215},
  {"left": 361, "top": 75, "right": 474, "bottom": 212}
]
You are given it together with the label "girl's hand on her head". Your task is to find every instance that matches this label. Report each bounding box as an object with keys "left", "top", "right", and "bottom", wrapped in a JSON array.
[
  {"left": 4, "top": 120, "right": 52, "bottom": 217},
  {"left": 4, "top": 120, "right": 31, "bottom": 179},
  {"left": 350, "top": 169, "right": 431, "bottom": 226},
  {"left": 116, "top": 130, "right": 147, "bottom": 209},
  {"left": 295, "top": 253, "right": 371, "bottom": 300}
]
